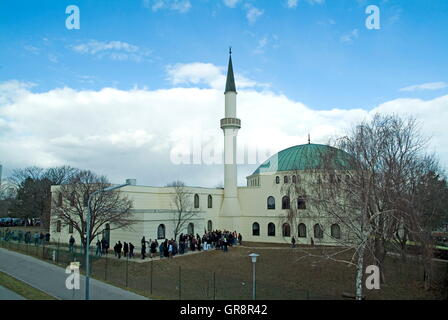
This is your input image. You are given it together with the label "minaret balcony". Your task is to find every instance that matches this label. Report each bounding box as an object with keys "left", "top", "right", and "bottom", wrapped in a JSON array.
[{"left": 220, "top": 118, "right": 241, "bottom": 129}]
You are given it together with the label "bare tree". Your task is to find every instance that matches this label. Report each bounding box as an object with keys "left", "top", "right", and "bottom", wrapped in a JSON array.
[
  {"left": 8, "top": 166, "right": 79, "bottom": 228},
  {"left": 51, "top": 170, "right": 134, "bottom": 248},
  {"left": 285, "top": 114, "right": 445, "bottom": 299},
  {"left": 167, "top": 181, "right": 198, "bottom": 240}
]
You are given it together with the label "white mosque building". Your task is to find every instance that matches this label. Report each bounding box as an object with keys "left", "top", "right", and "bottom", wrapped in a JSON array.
[{"left": 50, "top": 52, "right": 347, "bottom": 247}]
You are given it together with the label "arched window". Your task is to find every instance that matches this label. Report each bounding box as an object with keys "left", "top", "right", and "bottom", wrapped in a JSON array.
[
  {"left": 207, "top": 220, "right": 213, "bottom": 232},
  {"left": 268, "top": 223, "right": 276, "bottom": 237},
  {"left": 194, "top": 194, "right": 199, "bottom": 208},
  {"left": 298, "top": 223, "right": 307, "bottom": 238},
  {"left": 187, "top": 223, "right": 194, "bottom": 235},
  {"left": 207, "top": 195, "right": 213, "bottom": 208},
  {"left": 68, "top": 224, "right": 73, "bottom": 234},
  {"left": 275, "top": 176, "right": 280, "bottom": 184},
  {"left": 314, "top": 224, "right": 323, "bottom": 239},
  {"left": 331, "top": 224, "right": 341, "bottom": 239},
  {"left": 297, "top": 197, "right": 306, "bottom": 210},
  {"left": 292, "top": 175, "right": 297, "bottom": 184},
  {"left": 267, "top": 196, "right": 275, "bottom": 210},
  {"left": 252, "top": 222, "right": 260, "bottom": 236},
  {"left": 83, "top": 192, "right": 89, "bottom": 207},
  {"left": 157, "top": 224, "right": 166, "bottom": 239},
  {"left": 56, "top": 220, "right": 61, "bottom": 232},
  {"left": 282, "top": 196, "right": 290, "bottom": 210},
  {"left": 284, "top": 176, "right": 289, "bottom": 183},
  {"left": 282, "top": 223, "right": 291, "bottom": 237},
  {"left": 57, "top": 192, "right": 63, "bottom": 207},
  {"left": 70, "top": 192, "right": 75, "bottom": 207},
  {"left": 103, "top": 224, "right": 110, "bottom": 244}
]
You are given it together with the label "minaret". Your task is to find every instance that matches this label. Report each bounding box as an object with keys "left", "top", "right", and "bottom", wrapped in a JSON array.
[{"left": 220, "top": 48, "right": 241, "bottom": 217}]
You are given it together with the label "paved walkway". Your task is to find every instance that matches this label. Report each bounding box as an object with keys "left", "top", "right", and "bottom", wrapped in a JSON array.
[
  {"left": 0, "top": 248, "right": 148, "bottom": 300},
  {"left": 0, "top": 285, "right": 25, "bottom": 300}
]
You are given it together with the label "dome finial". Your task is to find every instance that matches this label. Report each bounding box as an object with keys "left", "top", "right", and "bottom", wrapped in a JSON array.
[{"left": 308, "top": 133, "right": 311, "bottom": 144}]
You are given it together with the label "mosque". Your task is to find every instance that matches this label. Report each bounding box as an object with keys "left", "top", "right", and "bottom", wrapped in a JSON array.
[{"left": 50, "top": 52, "right": 347, "bottom": 246}]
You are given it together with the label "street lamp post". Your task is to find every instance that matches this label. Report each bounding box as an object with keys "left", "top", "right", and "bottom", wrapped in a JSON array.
[
  {"left": 85, "top": 182, "right": 129, "bottom": 300},
  {"left": 249, "top": 253, "right": 259, "bottom": 300}
]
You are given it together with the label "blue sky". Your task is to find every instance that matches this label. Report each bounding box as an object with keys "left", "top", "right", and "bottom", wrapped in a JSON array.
[
  {"left": 1, "top": 0, "right": 448, "bottom": 186},
  {"left": 1, "top": 0, "right": 447, "bottom": 109}
]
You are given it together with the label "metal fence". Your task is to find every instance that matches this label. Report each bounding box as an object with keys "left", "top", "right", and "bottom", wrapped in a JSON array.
[{"left": 1, "top": 228, "right": 444, "bottom": 300}]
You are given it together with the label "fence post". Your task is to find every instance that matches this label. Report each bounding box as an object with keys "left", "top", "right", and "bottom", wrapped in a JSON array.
[
  {"left": 125, "top": 256, "right": 129, "bottom": 287},
  {"left": 179, "top": 265, "right": 182, "bottom": 300},
  {"left": 213, "top": 272, "right": 216, "bottom": 300},
  {"left": 105, "top": 254, "right": 108, "bottom": 281},
  {"left": 150, "top": 259, "right": 153, "bottom": 295}
]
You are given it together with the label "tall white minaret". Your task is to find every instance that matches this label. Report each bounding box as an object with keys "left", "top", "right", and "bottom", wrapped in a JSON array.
[{"left": 220, "top": 48, "right": 241, "bottom": 217}]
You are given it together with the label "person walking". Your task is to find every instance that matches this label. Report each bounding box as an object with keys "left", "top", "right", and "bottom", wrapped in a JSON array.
[
  {"left": 291, "top": 236, "right": 296, "bottom": 248},
  {"left": 69, "top": 235, "right": 75, "bottom": 252}
]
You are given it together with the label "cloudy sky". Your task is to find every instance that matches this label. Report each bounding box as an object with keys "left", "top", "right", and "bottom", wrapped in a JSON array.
[{"left": 0, "top": 0, "right": 447, "bottom": 187}]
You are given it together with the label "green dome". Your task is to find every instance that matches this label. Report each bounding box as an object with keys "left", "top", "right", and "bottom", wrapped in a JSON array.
[{"left": 253, "top": 143, "right": 351, "bottom": 175}]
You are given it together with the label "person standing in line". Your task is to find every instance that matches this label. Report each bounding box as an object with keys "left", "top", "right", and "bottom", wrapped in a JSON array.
[
  {"left": 96, "top": 239, "right": 102, "bottom": 256},
  {"left": 123, "top": 242, "right": 129, "bottom": 258},
  {"left": 129, "top": 243, "right": 135, "bottom": 258},
  {"left": 141, "top": 241, "right": 146, "bottom": 260},
  {"left": 117, "top": 241, "right": 122, "bottom": 259}
]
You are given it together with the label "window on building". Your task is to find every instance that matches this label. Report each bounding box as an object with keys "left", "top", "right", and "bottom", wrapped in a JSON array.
[
  {"left": 284, "top": 176, "right": 289, "bottom": 184},
  {"left": 83, "top": 192, "right": 89, "bottom": 207},
  {"left": 252, "top": 222, "right": 260, "bottom": 236},
  {"left": 282, "top": 196, "right": 290, "bottom": 210},
  {"left": 57, "top": 192, "right": 63, "bottom": 207},
  {"left": 187, "top": 223, "right": 194, "bottom": 235},
  {"left": 297, "top": 197, "right": 306, "bottom": 210},
  {"left": 68, "top": 224, "right": 73, "bottom": 234},
  {"left": 282, "top": 223, "right": 291, "bottom": 237},
  {"left": 275, "top": 176, "right": 280, "bottom": 184},
  {"left": 314, "top": 224, "right": 323, "bottom": 239},
  {"left": 70, "top": 192, "right": 75, "bottom": 207},
  {"left": 103, "top": 224, "right": 110, "bottom": 244},
  {"left": 207, "top": 220, "right": 213, "bottom": 232},
  {"left": 292, "top": 175, "right": 297, "bottom": 184},
  {"left": 208, "top": 195, "right": 213, "bottom": 208},
  {"left": 157, "top": 224, "right": 166, "bottom": 240},
  {"left": 267, "top": 196, "right": 275, "bottom": 210},
  {"left": 56, "top": 220, "right": 61, "bottom": 232},
  {"left": 194, "top": 194, "right": 199, "bottom": 208},
  {"left": 298, "top": 223, "right": 307, "bottom": 238},
  {"left": 331, "top": 224, "right": 341, "bottom": 239},
  {"left": 268, "top": 223, "right": 276, "bottom": 237}
]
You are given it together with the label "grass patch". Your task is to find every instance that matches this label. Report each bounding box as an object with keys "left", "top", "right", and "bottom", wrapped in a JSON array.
[{"left": 0, "top": 271, "right": 56, "bottom": 300}]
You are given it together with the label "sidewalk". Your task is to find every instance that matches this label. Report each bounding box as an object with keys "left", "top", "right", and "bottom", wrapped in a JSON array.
[{"left": 0, "top": 248, "right": 148, "bottom": 300}]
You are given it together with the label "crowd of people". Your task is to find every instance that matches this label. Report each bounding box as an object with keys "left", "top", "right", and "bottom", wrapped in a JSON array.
[
  {"left": 1, "top": 228, "right": 50, "bottom": 245},
  {"left": 100, "top": 230, "right": 242, "bottom": 260}
]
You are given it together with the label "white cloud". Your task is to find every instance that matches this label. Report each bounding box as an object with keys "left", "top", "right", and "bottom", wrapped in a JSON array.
[
  {"left": 286, "top": 0, "right": 298, "bottom": 8},
  {"left": 1, "top": 74, "right": 447, "bottom": 187},
  {"left": 166, "top": 62, "right": 262, "bottom": 90},
  {"left": 71, "top": 40, "right": 151, "bottom": 62},
  {"left": 143, "top": 0, "right": 191, "bottom": 13},
  {"left": 400, "top": 82, "right": 448, "bottom": 92},
  {"left": 245, "top": 5, "right": 264, "bottom": 24},
  {"left": 340, "top": 29, "right": 359, "bottom": 43},
  {"left": 223, "top": 0, "right": 240, "bottom": 8}
]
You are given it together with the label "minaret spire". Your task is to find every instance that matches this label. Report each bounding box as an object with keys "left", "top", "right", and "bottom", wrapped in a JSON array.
[{"left": 225, "top": 48, "right": 236, "bottom": 94}]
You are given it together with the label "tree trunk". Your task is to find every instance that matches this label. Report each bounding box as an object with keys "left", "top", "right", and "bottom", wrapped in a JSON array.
[{"left": 355, "top": 243, "right": 366, "bottom": 300}]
